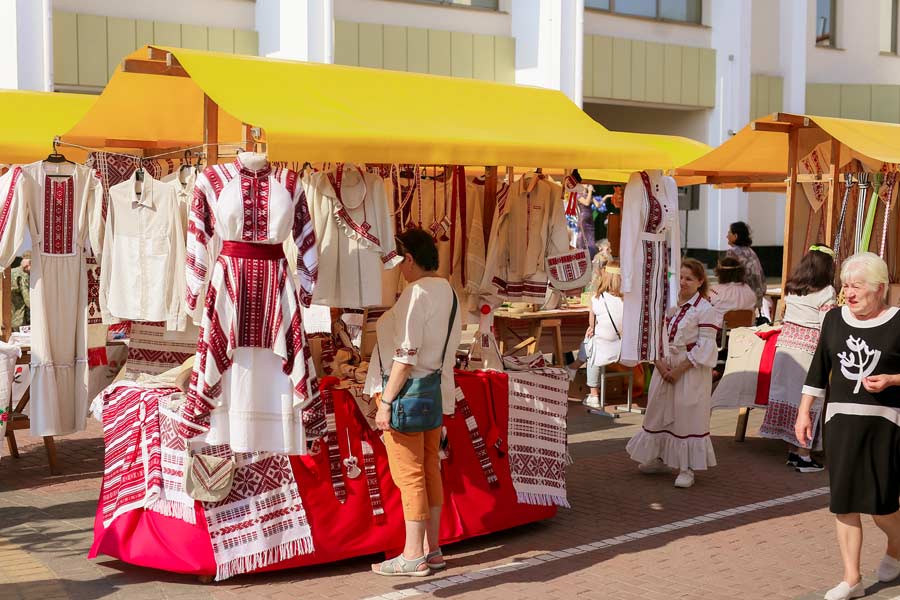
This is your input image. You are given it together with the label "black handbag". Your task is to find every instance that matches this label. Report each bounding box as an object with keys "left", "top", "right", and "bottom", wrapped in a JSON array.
[{"left": 378, "top": 291, "right": 458, "bottom": 433}]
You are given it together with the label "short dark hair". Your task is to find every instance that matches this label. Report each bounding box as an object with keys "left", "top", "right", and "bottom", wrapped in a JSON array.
[
  {"left": 729, "top": 221, "right": 753, "bottom": 247},
  {"left": 715, "top": 257, "right": 745, "bottom": 284},
  {"left": 396, "top": 228, "right": 439, "bottom": 272},
  {"left": 785, "top": 244, "right": 835, "bottom": 296}
]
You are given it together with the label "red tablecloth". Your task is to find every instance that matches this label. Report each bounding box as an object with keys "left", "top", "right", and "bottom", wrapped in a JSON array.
[{"left": 89, "top": 370, "right": 557, "bottom": 576}]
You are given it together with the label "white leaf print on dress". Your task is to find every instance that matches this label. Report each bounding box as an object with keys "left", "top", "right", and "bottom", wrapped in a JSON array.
[{"left": 838, "top": 335, "right": 882, "bottom": 394}]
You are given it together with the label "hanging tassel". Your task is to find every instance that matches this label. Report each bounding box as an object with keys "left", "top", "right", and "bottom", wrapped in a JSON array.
[{"left": 361, "top": 440, "right": 385, "bottom": 524}]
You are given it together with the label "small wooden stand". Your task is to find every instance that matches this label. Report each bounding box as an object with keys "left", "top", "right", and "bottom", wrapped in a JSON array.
[{"left": 4, "top": 347, "right": 59, "bottom": 474}]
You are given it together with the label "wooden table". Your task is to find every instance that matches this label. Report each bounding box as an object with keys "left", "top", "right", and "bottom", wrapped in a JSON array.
[
  {"left": 494, "top": 306, "right": 590, "bottom": 366},
  {"left": 4, "top": 345, "right": 59, "bottom": 473}
]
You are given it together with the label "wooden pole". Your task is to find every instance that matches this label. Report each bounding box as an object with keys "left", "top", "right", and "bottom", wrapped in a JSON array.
[
  {"left": 204, "top": 94, "right": 219, "bottom": 165},
  {"left": 825, "top": 137, "right": 841, "bottom": 245},
  {"left": 483, "top": 166, "right": 498, "bottom": 249},
  {"left": 781, "top": 126, "right": 800, "bottom": 292}
]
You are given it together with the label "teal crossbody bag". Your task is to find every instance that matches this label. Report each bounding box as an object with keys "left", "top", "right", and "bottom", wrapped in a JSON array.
[{"left": 378, "top": 291, "right": 457, "bottom": 433}]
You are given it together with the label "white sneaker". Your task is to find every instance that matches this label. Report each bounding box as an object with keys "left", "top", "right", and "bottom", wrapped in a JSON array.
[
  {"left": 878, "top": 554, "right": 900, "bottom": 582},
  {"left": 584, "top": 395, "right": 600, "bottom": 408},
  {"left": 674, "top": 470, "right": 695, "bottom": 488},
  {"left": 638, "top": 459, "right": 670, "bottom": 475},
  {"left": 823, "top": 580, "right": 864, "bottom": 600}
]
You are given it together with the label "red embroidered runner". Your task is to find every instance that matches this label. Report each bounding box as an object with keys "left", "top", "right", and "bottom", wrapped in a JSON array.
[
  {"left": 455, "top": 387, "right": 499, "bottom": 488},
  {"left": 754, "top": 329, "right": 781, "bottom": 407},
  {"left": 361, "top": 439, "right": 385, "bottom": 525},
  {"left": 321, "top": 381, "right": 347, "bottom": 503}
]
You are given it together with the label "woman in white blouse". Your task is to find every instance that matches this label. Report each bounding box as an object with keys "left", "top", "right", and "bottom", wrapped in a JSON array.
[
  {"left": 583, "top": 262, "right": 624, "bottom": 407},
  {"left": 626, "top": 258, "right": 720, "bottom": 488},
  {"left": 709, "top": 257, "right": 757, "bottom": 320},
  {"left": 365, "top": 229, "right": 462, "bottom": 578}
]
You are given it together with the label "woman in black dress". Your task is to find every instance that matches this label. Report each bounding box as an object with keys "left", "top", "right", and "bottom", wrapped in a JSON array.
[{"left": 797, "top": 253, "right": 900, "bottom": 600}]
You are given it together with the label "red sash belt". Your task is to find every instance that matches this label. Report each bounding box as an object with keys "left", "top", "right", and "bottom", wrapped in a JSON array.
[{"left": 220, "top": 241, "right": 285, "bottom": 260}]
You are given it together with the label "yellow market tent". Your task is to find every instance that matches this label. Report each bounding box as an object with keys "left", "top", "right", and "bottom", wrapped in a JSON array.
[
  {"left": 675, "top": 112, "right": 900, "bottom": 285},
  {"left": 63, "top": 46, "right": 670, "bottom": 170},
  {"left": 0, "top": 90, "right": 96, "bottom": 165},
  {"left": 580, "top": 133, "right": 711, "bottom": 185}
]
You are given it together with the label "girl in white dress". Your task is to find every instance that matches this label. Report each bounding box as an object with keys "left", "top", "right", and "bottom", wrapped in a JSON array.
[
  {"left": 709, "top": 257, "right": 757, "bottom": 320},
  {"left": 583, "top": 262, "right": 624, "bottom": 407},
  {"left": 626, "top": 258, "right": 720, "bottom": 489}
]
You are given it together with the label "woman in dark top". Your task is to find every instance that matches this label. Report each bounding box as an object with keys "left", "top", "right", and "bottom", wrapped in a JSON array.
[
  {"left": 797, "top": 253, "right": 900, "bottom": 600},
  {"left": 725, "top": 221, "right": 767, "bottom": 309}
]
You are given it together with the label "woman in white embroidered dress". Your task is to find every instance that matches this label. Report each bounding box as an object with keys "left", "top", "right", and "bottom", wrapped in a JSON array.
[
  {"left": 759, "top": 245, "right": 835, "bottom": 472},
  {"left": 365, "top": 229, "right": 461, "bottom": 577},
  {"left": 626, "top": 258, "right": 719, "bottom": 489}
]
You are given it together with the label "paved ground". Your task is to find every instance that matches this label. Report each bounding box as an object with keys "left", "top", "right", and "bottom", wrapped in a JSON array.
[{"left": 3, "top": 402, "right": 900, "bottom": 600}]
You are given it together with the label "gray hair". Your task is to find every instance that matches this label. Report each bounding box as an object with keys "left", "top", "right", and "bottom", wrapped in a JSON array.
[{"left": 840, "top": 252, "right": 889, "bottom": 299}]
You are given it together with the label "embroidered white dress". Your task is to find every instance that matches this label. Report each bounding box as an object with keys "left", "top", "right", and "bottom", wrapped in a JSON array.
[
  {"left": 626, "top": 293, "right": 719, "bottom": 471},
  {"left": 179, "top": 153, "right": 321, "bottom": 454},
  {"left": 99, "top": 172, "right": 186, "bottom": 330},
  {"left": 478, "top": 175, "right": 568, "bottom": 302},
  {"left": 306, "top": 165, "right": 401, "bottom": 308},
  {"left": 0, "top": 163, "right": 102, "bottom": 437},
  {"left": 620, "top": 170, "right": 681, "bottom": 365}
]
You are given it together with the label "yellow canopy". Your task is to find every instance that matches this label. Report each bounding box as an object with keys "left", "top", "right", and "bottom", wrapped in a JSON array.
[
  {"left": 0, "top": 90, "right": 96, "bottom": 164},
  {"left": 676, "top": 113, "right": 900, "bottom": 181},
  {"left": 580, "top": 132, "right": 710, "bottom": 184},
  {"left": 65, "top": 46, "right": 669, "bottom": 169}
]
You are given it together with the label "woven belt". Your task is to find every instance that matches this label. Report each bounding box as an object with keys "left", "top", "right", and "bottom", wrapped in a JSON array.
[{"left": 220, "top": 241, "right": 285, "bottom": 260}]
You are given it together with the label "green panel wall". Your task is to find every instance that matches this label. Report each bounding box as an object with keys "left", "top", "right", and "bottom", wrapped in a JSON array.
[
  {"left": 451, "top": 32, "right": 474, "bottom": 78},
  {"left": 106, "top": 18, "right": 136, "bottom": 78},
  {"left": 383, "top": 25, "right": 408, "bottom": 72},
  {"left": 871, "top": 85, "right": 900, "bottom": 124},
  {"left": 358, "top": 23, "right": 385, "bottom": 69},
  {"left": 584, "top": 34, "right": 714, "bottom": 108},
  {"left": 806, "top": 84, "right": 841, "bottom": 117},
  {"left": 428, "top": 29, "right": 452, "bottom": 76},
  {"left": 611, "top": 37, "right": 631, "bottom": 100},
  {"left": 472, "top": 34, "right": 494, "bottom": 81},
  {"left": 840, "top": 84, "right": 871, "bottom": 120},
  {"left": 749, "top": 75, "right": 784, "bottom": 121},
  {"left": 334, "top": 21, "right": 514, "bottom": 83},
  {"left": 77, "top": 14, "right": 108, "bottom": 87},
  {"left": 805, "top": 83, "right": 900, "bottom": 124},
  {"left": 54, "top": 11, "right": 258, "bottom": 90},
  {"left": 53, "top": 11, "right": 78, "bottom": 86}
]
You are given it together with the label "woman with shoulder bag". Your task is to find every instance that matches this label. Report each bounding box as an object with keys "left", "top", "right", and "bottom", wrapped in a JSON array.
[
  {"left": 582, "top": 262, "right": 624, "bottom": 407},
  {"left": 364, "top": 228, "right": 462, "bottom": 578}
]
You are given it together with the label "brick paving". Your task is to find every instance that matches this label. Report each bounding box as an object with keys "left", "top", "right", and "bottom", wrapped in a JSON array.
[{"left": 3, "top": 404, "right": 900, "bottom": 600}]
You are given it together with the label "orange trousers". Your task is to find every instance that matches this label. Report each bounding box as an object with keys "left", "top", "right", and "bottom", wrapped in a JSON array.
[{"left": 383, "top": 426, "right": 443, "bottom": 521}]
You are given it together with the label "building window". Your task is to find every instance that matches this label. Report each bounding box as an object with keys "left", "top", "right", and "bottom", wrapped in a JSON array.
[
  {"left": 405, "top": 0, "right": 499, "bottom": 8},
  {"left": 880, "top": 0, "right": 898, "bottom": 53},
  {"left": 816, "top": 0, "right": 837, "bottom": 47},
  {"left": 585, "top": 0, "right": 702, "bottom": 25}
]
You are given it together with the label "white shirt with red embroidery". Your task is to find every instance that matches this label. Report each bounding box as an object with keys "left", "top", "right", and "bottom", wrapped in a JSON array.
[{"left": 306, "top": 165, "right": 401, "bottom": 309}]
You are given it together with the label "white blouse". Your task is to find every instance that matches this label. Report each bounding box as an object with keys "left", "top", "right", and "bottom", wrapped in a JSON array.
[
  {"left": 100, "top": 172, "right": 186, "bottom": 330},
  {"left": 782, "top": 286, "right": 836, "bottom": 328},
  {"left": 587, "top": 292, "right": 623, "bottom": 368},
  {"left": 364, "top": 277, "right": 462, "bottom": 414},
  {"left": 709, "top": 282, "right": 757, "bottom": 322}
]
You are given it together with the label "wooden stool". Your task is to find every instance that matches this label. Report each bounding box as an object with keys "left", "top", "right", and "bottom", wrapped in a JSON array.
[
  {"left": 4, "top": 349, "right": 58, "bottom": 474},
  {"left": 526, "top": 318, "right": 565, "bottom": 366}
]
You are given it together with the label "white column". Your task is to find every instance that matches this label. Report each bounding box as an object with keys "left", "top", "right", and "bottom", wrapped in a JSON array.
[
  {"left": 0, "top": 0, "right": 51, "bottom": 91},
  {"left": 779, "top": 0, "right": 808, "bottom": 113},
  {"left": 704, "top": 0, "right": 753, "bottom": 251},
  {"left": 256, "top": 0, "right": 333, "bottom": 63},
  {"left": 559, "top": 0, "right": 584, "bottom": 106}
]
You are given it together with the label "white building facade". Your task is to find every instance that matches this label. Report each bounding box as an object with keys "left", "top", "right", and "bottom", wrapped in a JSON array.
[{"left": 2, "top": 0, "right": 896, "bottom": 274}]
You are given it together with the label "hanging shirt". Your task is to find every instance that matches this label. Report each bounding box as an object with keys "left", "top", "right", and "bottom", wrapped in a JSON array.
[
  {"left": 99, "top": 172, "right": 186, "bottom": 330},
  {"left": 306, "top": 165, "right": 401, "bottom": 308}
]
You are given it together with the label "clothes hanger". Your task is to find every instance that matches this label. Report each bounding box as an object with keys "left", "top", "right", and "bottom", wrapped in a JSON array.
[{"left": 45, "top": 138, "right": 74, "bottom": 165}]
